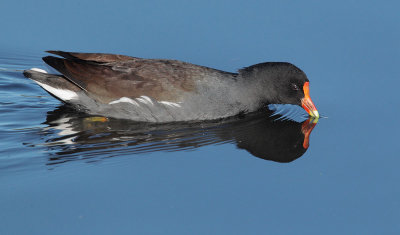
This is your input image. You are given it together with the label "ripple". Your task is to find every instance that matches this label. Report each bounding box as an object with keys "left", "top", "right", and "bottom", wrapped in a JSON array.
[{"left": 12, "top": 106, "right": 315, "bottom": 164}]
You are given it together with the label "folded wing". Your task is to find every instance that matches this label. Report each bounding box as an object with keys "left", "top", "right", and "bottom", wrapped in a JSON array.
[{"left": 43, "top": 51, "right": 215, "bottom": 104}]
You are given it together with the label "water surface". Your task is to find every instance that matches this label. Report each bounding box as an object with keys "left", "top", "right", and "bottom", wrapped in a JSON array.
[{"left": 1, "top": 1, "right": 400, "bottom": 234}]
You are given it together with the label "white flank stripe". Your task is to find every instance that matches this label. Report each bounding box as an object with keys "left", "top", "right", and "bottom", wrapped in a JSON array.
[
  {"left": 35, "top": 81, "right": 78, "bottom": 100},
  {"left": 136, "top": 97, "right": 148, "bottom": 105},
  {"left": 159, "top": 101, "right": 181, "bottom": 108},
  {"left": 135, "top": 96, "right": 154, "bottom": 105},
  {"left": 109, "top": 97, "right": 139, "bottom": 106},
  {"left": 140, "top": 96, "right": 154, "bottom": 105}
]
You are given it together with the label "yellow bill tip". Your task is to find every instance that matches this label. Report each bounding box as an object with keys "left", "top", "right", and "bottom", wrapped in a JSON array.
[{"left": 312, "top": 110, "right": 320, "bottom": 118}]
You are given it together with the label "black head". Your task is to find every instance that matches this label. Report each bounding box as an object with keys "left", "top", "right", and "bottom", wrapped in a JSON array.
[{"left": 239, "top": 62, "right": 319, "bottom": 117}]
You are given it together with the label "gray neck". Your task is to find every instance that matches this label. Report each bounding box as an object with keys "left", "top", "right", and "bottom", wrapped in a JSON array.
[{"left": 231, "top": 70, "right": 281, "bottom": 110}]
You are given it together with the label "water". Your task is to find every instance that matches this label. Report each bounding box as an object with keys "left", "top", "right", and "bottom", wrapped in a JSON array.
[{"left": 1, "top": 1, "right": 400, "bottom": 234}]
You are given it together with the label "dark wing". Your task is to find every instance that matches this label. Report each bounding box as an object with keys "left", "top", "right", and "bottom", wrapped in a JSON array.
[
  {"left": 43, "top": 51, "right": 223, "bottom": 104},
  {"left": 47, "top": 50, "right": 136, "bottom": 63}
]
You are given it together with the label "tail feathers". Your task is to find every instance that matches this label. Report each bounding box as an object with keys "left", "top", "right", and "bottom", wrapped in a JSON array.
[
  {"left": 23, "top": 69, "right": 82, "bottom": 102},
  {"left": 42, "top": 56, "right": 88, "bottom": 91}
]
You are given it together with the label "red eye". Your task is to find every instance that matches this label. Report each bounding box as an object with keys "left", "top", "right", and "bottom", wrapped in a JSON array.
[{"left": 291, "top": 83, "right": 299, "bottom": 91}]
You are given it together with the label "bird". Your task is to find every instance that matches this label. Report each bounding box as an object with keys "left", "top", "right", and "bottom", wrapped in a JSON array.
[{"left": 23, "top": 51, "right": 319, "bottom": 122}]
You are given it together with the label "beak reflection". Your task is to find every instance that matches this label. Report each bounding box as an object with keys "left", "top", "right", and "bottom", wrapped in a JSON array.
[{"left": 301, "top": 117, "right": 318, "bottom": 149}]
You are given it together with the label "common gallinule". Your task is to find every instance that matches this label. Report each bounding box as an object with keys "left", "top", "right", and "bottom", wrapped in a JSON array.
[{"left": 23, "top": 51, "right": 319, "bottom": 122}]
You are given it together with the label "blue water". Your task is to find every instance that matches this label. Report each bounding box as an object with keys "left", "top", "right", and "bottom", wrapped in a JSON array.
[{"left": 1, "top": 1, "right": 400, "bottom": 234}]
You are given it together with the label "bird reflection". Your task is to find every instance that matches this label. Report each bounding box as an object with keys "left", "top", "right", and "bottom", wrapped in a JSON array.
[{"left": 39, "top": 105, "right": 318, "bottom": 165}]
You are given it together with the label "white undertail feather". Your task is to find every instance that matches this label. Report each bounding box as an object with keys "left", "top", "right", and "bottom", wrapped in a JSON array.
[
  {"left": 29, "top": 68, "right": 78, "bottom": 101},
  {"left": 35, "top": 81, "right": 78, "bottom": 101},
  {"left": 31, "top": 68, "right": 47, "bottom": 73}
]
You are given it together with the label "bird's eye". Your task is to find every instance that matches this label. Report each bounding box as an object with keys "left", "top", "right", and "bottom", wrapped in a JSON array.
[{"left": 291, "top": 83, "right": 300, "bottom": 91}]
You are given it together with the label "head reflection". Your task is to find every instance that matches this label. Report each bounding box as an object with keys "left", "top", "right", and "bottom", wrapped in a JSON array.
[{"left": 41, "top": 106, "right": 318, "bottom": 165}]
